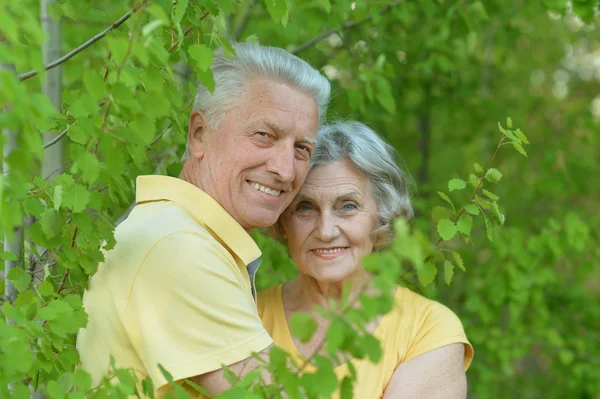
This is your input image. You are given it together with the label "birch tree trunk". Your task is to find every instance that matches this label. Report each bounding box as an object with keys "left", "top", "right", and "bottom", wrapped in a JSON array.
[{"left": 41, "top": 0, "right": 63, "bottom": 178}]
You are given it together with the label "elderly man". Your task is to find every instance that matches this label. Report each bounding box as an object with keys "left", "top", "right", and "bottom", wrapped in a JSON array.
[{"left": 77, "top": 43, "right": 330, "bottom": 397}]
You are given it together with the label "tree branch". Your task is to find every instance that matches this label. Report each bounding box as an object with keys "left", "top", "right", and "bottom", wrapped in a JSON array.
[
  {"left": 168, "top": 12, "right": 210, "bottom": 53},
  {"left": 291, "top": 0, "right": 401, "bottom": 55},
  {"left": 18, "top": 1, "right": 148, "bottom": 82},
  {"left": 43, "top": 127, "right": 68, "bottom": 149}
]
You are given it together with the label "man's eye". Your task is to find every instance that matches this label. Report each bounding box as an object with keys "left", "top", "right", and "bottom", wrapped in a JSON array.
[
  {"left": 256, "top": 132, "right": 269, "bottom": 137},
  {"left": 296, "top": 202, "right": 313, "bottom": 212},
  {"left": 295, "top": 144, "right": 312, "bottom": 158}
]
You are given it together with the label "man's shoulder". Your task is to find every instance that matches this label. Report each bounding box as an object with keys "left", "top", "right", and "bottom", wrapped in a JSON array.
[{"left": 118, "top": 200, "right": 213, "bottom": 243}]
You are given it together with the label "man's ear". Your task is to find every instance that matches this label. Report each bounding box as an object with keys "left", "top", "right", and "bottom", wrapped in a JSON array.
[{"left": 188, "top": 110, "right": 210, "bottom": 160}]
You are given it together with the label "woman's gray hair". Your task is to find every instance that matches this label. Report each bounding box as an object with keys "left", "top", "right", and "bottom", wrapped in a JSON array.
[
  {"left": 271, "top": 121, "right": 414, "bottom": 250},
  {"left": 182, "top": 42, "right": 331, "bottom": 161}
]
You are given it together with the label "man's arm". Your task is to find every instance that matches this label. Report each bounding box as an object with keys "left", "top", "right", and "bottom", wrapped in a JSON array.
[
  {"left": 382, "top": 343, "right": 467, "bottom": 399},
  {"left": 190, "top": 345, "right": 273, "bottom": 396}
]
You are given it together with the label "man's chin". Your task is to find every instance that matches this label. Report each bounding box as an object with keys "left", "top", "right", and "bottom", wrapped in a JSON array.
[{"left": 243, "top": 210, "right": 280, "bottom": 230}]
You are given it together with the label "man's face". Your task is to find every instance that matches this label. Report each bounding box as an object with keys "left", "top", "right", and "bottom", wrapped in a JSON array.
[{"left": 189, "top": 79, "right": 320, "bottom": 231}]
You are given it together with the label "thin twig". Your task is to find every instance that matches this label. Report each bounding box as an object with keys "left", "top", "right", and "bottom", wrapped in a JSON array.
[
  {"left": 18, "top": 1, "right": 148, "bottom": 81},
  {"left": 168, "top": 12, "right": 210, "bottom": 53},
  {"left": 43, "top": 128, "right": 68, "bottom": 149},
  {"left": 291, "top": 1, "right": 401, "bottom": 55}
]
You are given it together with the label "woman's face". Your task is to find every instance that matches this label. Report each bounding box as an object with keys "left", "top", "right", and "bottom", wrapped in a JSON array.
[{"left": 281, "top": 159, "right": 380, "bottom": 283}]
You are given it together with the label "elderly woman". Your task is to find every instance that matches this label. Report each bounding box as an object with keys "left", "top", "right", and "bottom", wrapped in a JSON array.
[{"left": 257, "top": 121, "right": 473, "bottom": 398}]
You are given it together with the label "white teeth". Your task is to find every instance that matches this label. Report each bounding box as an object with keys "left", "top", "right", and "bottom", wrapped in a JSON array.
[
  {"left": 314, "top": 248, "right": 344, "bottom": 254},
  {"left": 249, "top": 182, "right": 282, "bottom": 197}
]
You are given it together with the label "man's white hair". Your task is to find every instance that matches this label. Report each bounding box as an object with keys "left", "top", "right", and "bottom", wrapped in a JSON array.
[{"left": 182, "top": 42, "right": 331, "bottom": 162}]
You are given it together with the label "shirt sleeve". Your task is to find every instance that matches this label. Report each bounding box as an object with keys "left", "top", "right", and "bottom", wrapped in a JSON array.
[
  {"left": 404, "top": 300, "right": 474, "bottom": 371},
  {"left": 123, "top": 231, "right": 273, "bottom": 389}
]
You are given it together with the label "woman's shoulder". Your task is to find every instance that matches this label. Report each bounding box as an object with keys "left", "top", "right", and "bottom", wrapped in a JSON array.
[
  {"left": 391, "top": 285, "right": 473, "bottom": 369},
  {"left": 393, "top": 285, "right": 460, "bottom": 320}
]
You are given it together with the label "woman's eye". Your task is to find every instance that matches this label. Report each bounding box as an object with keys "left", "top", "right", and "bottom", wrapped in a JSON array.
[{"left": 342, "top": 203, "right": 358, "bottom": 212}]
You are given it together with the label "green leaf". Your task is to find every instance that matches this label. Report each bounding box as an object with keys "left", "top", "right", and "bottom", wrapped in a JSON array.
[
  {"left": 62, "top": 182, "right": 90, "bottom": 213},
  {"left": 107, "top": 36, "right": 129, "bottom": 64},
  {"left": 40, "top": 208, "right": 63, "bottom": 239},
  {"left": 483, "top": 213, "right": 494, "bottom": 241},
  {"left": 448, "top": 178, "right": 467, "bottom": 191},
  {"left": 340, "top": 377, "right": 354, "bottom": 399},
  {"left": 173, "top": 0, "right": 188, "bottom": 24},
  {"left": 265, "top": 0, "right": 290, "bottom": 26},
  {"left": 444, "top": 259, "right": 454, "bottom": 285},
  {"left": 188, "top": 44, "right": 214, "bottom": 72},
  {"left": 47, "top": 380, "right": 66, "bottom": 399},
  {"left": 464, "top": 203, "right": 480, "bottom": 215},
  {"left": 512, "top": 141, "right": 528, "bottom": 157},
  {"left": 418, "top": 262, "right": 437, "bottom": 287},
  {"left": 457, "top": 214, "right": 473, "bottom": 236},
  {"left": 195, "top": 67, "right": 215, "bottom": 93},
  {"left": 139, "top": 93, "right": 170, "bottom": 119},
  {"left": 492, "top": 201, "right": 505, "bottom": 225},
  {"left": 452, "top": 252, "right": 465, "bottom": 271},
  {"left": 290, "top": 312, "right": 317, "bottom": 342},
  {"left": 1, "top": 251, "right": 17, "bottom": 261},
  {"left": 506, "top": 117, "right": 513, "bottom": 128},
  {"left": 73, "top": 369, "right": 91, "bottom": 391},
  {"left": 142, "top": 19, "right": 164, "bottom": 37},
  {"left": 437, "top": 191, "right": 454, "bottom": 209},
  {"left": 5, "top": 340, "right": 33, "bottom": 373},
  {"left": 514, "top": 128, "right": 529, "bottom": 144},
  {"left": 482, "top": 189, "right": 499, "bottom": 201},
  {"left": 374, "top": 77, "right": 396, "bottom": 114},
  {"left": 53, "top": 185, "right": 63, "bottom": 210},
  {"left": 363, "top": 334, "right": 382, "bottom": 362},
  {"left": 473, "top": 163, "right": 483, "bottom": 173},
  {"left": 485, "top": 168, "right": 503, "bottom": 183},
  {"left": 83, "top": 70, "right": 106, "bottom": 101},
  {"left": 68, "top": 94, "right": 99, "bottom": 118},
  {"left": 71, "top": 150, "right": 100, "bottom": 185},
  {"left": 437, "top": 219, "right": 457, "bottom": 241},
  {"left": 38, "top": 280, "right": 54, "bottom": 297},
  {"left": 7, "top": 268, "right": 32, "bottom": 292},
  {"left": 431, "top": 206, "right": 454, "bottom": 222},
  {"left": 326, "top": 319, "right": 346, "bottom": 352}
]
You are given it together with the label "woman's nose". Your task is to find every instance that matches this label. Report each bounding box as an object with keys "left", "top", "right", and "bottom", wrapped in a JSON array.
[{"left": 316, "top": 212, "right": 339, "bottom": 241}]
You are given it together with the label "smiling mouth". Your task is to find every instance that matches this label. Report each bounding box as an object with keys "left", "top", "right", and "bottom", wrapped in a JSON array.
[
  {"left": 312, "top": 247, "right": 347, "bottom": 254},
  {"left": 248, "top": 181, "right": 283, "bottom": 197}
]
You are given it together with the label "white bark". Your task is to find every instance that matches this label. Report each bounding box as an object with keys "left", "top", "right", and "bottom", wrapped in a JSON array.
[{"left": 41, "top": 0, "right": 63, "bottom": 178}]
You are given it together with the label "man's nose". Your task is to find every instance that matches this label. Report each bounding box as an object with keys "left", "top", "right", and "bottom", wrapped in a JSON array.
[
  {"left": 316, "top": 212, "right": 339, "bottom": 242},
  {"left": 266, "top": 141, "right": 296, "bottom": 182}
]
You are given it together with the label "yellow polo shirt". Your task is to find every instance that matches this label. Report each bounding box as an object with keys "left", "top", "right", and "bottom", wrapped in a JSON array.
[
  {"left": 258, "top": 284, "right": 473, "bottom": 398},
  {"left": 77, "top": 175, "right": 273, "bottom": 397}
]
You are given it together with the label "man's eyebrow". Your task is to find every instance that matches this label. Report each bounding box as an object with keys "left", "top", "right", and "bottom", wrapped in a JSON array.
[
  {"left": 301, "top": 136, "right": 317, "bottom": 144},
  {"left": 263, "top": 120, "right": 284, "bottom": 134}
]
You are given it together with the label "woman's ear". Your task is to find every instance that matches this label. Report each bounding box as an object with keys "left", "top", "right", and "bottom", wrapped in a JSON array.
[{"left": 187, "top": 110, "right": 210, "bottom": 160}]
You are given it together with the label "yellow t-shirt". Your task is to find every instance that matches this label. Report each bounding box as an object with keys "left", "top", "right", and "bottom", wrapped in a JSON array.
[
  {"left": 257, "top": 284, "right": 473, "bottom": 399},
  {"left": 77, "top": 175, "right": 273, "bottom": 398}
]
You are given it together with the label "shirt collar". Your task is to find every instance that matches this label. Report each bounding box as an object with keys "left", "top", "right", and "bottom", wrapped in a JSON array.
[{"left": 135, "top": 175, "right": 261, "bottom": 265}]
